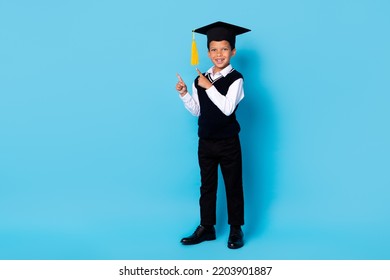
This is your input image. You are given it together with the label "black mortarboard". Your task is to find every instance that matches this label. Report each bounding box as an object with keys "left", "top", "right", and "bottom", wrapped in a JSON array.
[
  {"left": 193, "top": 21, "right": 251, "bottom": 50},
  {"left": 190, "top": 21, "right": 250, "bottom": 65}
]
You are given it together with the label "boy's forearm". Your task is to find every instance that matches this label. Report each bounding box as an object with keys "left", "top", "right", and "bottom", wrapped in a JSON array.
[
  {"left": 180, "top": 85, "right": 200, "bottom": 117},
  {"left": 205, "top": 78, "right": 244, "bottom": 116}
]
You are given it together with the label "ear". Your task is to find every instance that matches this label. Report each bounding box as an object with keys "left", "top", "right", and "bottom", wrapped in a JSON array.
[{"left": 231, "top": 48, "right": 237, "bottom": 57}]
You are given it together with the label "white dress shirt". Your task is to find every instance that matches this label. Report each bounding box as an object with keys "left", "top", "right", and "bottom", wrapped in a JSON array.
[{"left": 180, "top": 64, "right": 244, "bottom": 117}]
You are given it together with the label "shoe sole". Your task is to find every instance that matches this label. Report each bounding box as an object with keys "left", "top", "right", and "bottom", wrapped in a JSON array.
[
  {"left": 181, "top": 234, "right": 216, "bottom": 245},
  {"left": 227, "top": 243, "right": 244, "bottom": 249}
]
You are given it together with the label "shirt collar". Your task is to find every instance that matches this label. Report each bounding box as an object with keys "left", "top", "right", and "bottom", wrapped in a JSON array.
[{"left": 206, "top": 64, "right": 233, "bottom": 78}]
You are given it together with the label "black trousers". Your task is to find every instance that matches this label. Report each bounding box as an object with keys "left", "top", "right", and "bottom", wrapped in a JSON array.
[{"left": 198, "top": 136, "right": 244, "bottom": 226}]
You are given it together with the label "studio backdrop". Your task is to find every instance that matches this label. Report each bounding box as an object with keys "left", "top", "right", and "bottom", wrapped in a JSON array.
[{"left": 1, "top": 0, "right": 389, "bottom": 259}]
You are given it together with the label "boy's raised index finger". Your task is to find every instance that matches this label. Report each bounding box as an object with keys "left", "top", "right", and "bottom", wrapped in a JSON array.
[
  {"left": 196, "top": 68, "right": 203, "bottom": 76},
  {"left": 176, "top": 73, "right": 183, "bottom": 82}
]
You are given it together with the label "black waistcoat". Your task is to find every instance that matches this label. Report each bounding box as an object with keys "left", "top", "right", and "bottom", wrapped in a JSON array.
[{"left": 194, "top": 69, "right": 243, "bottom": 139}]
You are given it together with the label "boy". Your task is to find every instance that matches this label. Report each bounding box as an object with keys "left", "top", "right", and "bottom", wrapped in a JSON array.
[{"left": 176, "top": 21, "right": 250, "bottom": 249}]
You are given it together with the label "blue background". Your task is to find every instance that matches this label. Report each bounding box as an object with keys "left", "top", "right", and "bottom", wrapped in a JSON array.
[{"left": 1, "top": 0, "right": 389, "bottom": 259}]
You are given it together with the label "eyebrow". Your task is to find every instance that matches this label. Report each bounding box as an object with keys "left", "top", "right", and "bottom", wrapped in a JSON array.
[{"left": 209, "top": 46, "right": 230, "bottom": 50}]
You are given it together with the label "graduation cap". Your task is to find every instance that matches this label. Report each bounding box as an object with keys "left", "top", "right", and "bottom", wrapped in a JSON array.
[{"left": 190, "top": 21, "right": 251, "bottom": 65}]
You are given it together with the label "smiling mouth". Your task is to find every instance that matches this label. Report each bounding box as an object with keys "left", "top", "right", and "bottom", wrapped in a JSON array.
[{"left": 215, "top": 58, "right": 225, "bottom": 64}]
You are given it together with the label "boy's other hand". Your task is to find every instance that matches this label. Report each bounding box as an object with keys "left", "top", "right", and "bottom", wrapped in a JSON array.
[
  {"left": 196, "top": 68, "right": 212, "bottom": 90},
  {"left": 176, "top": 73, "right": 188, "bottom": 96}
]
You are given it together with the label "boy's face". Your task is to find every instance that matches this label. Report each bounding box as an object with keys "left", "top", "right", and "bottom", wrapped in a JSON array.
[{"left": 208, "top": 40, "right": 236, "bottom": 73}]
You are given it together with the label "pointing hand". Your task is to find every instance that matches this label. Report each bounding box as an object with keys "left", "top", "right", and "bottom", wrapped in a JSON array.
[
  {"left": 176, "top": 73, "right": 188, "bottom": 96},
  {"left": 196, "top": 68, "right": 212, "bottom": 89}
]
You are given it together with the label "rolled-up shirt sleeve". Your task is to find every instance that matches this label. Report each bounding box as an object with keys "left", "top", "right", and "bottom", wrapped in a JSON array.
[{"left": 205, "top": 78, "right": 244, "bottom": 116}]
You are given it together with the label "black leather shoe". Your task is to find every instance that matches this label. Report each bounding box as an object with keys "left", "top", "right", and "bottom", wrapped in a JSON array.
[
  {"left": 181, "top": 225, "right": 216, "bottom": 245},
  {"left": 227, "top": 226, "right": 244, "bottom": 249}
]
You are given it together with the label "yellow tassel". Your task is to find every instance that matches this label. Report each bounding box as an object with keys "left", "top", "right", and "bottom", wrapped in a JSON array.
[{"left": 191, "top": 32, "right": 199, "bottom": 66}]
